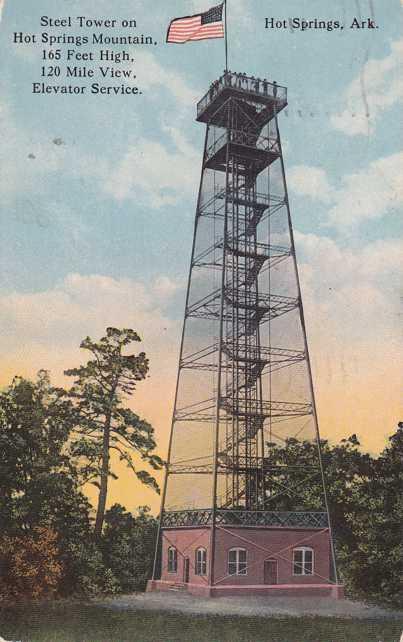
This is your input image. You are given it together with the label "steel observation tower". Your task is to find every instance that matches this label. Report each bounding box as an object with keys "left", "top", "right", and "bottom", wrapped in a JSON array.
[{"left": 148, "top": 71, "right": 344, "bottom": 598}]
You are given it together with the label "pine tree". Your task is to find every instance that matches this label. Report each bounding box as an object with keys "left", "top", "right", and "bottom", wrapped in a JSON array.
[{"left": 65, "top": 328, "right": 163, "bottom": 537}]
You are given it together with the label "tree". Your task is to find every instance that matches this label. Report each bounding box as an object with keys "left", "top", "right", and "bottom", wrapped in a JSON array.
[
  {"left": 65, "top": 328, "right": 163, "bottom": 537},
  {"left": 0, "top": 527, "right": 62, "bottom": 601},
  {"left": 0, "top": 371, "right": 100, "bottom": 597},
  {"left": 344, "top": 424, "right": 403, "bottom": 604},
  {"left": 0, "top": 370, "right": 78, "bottom": 533},
  {"left": 262, "top": 432, "right": 402, "bottom": 605},
  {"left": 102, "top": 504, "right": 158, "bottom": 592}
]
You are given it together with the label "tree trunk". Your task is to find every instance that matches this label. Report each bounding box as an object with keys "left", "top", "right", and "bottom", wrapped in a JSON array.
[{"left": 94, "top": 395, "right": 115, "bottom": 537}]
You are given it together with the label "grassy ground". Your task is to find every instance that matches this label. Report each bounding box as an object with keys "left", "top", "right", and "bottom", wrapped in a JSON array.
[{"left": 0, "top": 602, "right": 401, "bottom": 642}]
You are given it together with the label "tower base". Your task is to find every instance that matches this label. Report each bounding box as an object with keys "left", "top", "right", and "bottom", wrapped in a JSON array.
[
  {"left": 149, "top": 521, "right": 343, "bottom": 600},
  {"left": 147, "top": 579, "right": 344, "bottom": 599}
]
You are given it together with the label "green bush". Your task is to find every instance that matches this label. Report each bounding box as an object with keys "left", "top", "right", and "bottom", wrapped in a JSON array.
[
  {"left": 0, "top": 527, "right": 62, "bottom": 601},
  {"left": 102, "top": 504, "right": 158, "bottom": 592}
]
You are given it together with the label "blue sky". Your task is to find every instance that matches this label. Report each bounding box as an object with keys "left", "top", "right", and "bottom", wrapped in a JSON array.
[
  {"left": 1, "top": 0, "right": 401, "bottom": 291},
  {"left": 0, "top": 0, "right": 402, "bottom": 507}
]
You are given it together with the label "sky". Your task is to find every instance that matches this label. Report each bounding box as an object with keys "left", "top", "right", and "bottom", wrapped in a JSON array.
[{"left": 0, "top": 0, "right": 402, "bottom": 513}]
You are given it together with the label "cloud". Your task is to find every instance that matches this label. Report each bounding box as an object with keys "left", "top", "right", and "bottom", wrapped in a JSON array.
[
  {"left": 294, "top": 232, "right": 403, "bottom": 450},
  {"left": 330, "top": 39, "right": 403, "bottom": 136},
  {"left": 327, "top": 152, "right": 403, "bottom": 228},
  {"left": 0, "top": 249, "right": 399, "bottom": 455},
  {"left": 0, "top": 272, "right": 180, "bottom": 360},
  {"left": 287, "top": 166, "right": 334, "bottom": 203},
  {"left": 288, "top": 152, "right": 403, "bottom": 230},
  {"left": 295, "top": 232, "right": 403, "bottom": 313},
  {"left": 153, "top": 275, "right": 184, "bottom": 299},
  {"left": 0, "top": 90, "right": 200, "bottom": 212},
  {"left": 134, "top": 51, "right": 201, "bottom": 107},
  {"left": 103, "top": 126, "right": 200, "bottom": 208},
  {"left": 0, "top": 271, "right": 183, "bottom": 444},
  {"left": 189, "top": 0, "right": 254, "bottom": 30},
  {"left": 0, "top": 252, "right": 400, "bottom": 510},
  {"left": 0, "top": 271, "right": 185, "bottom": 511},
  {"left": 0, "top": 56, "right": 201, "bottom": 212}
]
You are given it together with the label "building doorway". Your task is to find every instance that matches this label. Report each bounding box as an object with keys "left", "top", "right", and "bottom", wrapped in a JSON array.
[
  {"left": 264, "top": 559, "right": 278, "bottom": 585},
  {"left": 183, "top": 557, "right": 190, "bottom": 584}
]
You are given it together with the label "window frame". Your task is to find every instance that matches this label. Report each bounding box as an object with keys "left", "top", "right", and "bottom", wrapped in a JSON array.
[
  {"left": 167, "top": 546, "right": 178, "bottom": 574},
  {"left": 292, "top": 546, "right": 314, "bottom": 576},
  {"left": 195, "top": 547, "right": 207, "bottom": 576},
  {"left": 228, "top": 547, "right": 247, "bottom": 576}
]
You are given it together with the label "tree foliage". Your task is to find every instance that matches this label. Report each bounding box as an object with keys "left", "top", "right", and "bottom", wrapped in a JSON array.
[
  {"left": 0, "top": 527, "right": 62, "bottom": 601},
  {"left": 0, "top": 356, "right": 400, "bottom": 605},
  {"left": 0, "top": 371, "right": 100, "bottom": 598},
  {"left": 102, "top": 504, "right": 158, "bottom": 592},
  {"left": 263, "top": 430, "right": 402, "bottom": 605},
  {"left": 338, "top": 426, "right": 403, "bottom": 603},
  {"left": 65, "top": 328, "right": 163, "bottom": 536},
  {"left": 0, "top": 371, "right": 76, "bottom": 529}
]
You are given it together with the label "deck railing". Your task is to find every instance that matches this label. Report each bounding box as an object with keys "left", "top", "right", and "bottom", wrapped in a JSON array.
[
  {"left": 162, "top": 509, "right": 328, "bottom": 529},
  {"left": 205, "top": 129, "right": 279, "bottom": 164},
  {"left": 197, "top": 72, "right": 287, "bottom": 119}
]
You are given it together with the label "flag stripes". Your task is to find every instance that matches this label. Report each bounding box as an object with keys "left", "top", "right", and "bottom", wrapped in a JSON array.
[{"left": 167, "top": 4, "right": 224, "bottom": 43}]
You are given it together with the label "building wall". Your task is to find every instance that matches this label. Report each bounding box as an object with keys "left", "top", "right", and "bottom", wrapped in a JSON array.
[
  {"left": 160, "top": 526, "right": 331, "bottom": 586},
  {"left": 213, "top": 527, "right": 331, "bottom": 586},
  {"left": 160, "top": 528, "right": 210, "bottom": 585}
]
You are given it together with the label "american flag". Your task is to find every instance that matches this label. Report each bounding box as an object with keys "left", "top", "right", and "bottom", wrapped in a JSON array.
[
  {"left": 167, "top": 3, "right": 224, "bottom": 43},
  {"left": 0, "top": 0, "right": 5, "bottom": 21}
]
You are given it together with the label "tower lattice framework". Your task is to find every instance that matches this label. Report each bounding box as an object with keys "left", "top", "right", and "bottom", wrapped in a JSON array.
[{"left": 152, "top": 72, "right": 339, "bottom": 590}]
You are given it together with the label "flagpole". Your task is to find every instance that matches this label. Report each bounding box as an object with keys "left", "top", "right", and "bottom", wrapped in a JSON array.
[{"left": 224, "top": 0, "right": 228, "bottom": 71}]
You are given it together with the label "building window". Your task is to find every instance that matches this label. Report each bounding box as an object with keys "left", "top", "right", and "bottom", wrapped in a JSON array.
[
  {"left": 167, "top": 546, "right": 178, "bottom": 573},
  {"left": 195, "top": 547, "right": 207, "bottom": 576},
  {"left": 293, "top": 547, "right": 314, "bottom": 576},
  {"left": 228, "top": 548, "right": 247, "bottom": 576}
]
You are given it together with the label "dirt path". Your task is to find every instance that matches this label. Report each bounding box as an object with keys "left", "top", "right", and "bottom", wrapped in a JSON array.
[{"left": 101, "top": 591, "right": 403, "bottom": 620}]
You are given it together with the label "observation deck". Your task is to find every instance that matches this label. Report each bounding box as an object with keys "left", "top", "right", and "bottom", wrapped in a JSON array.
[
  {"left": 204, "top": 129, "right": 280, "bottom": 173},
  {"left": 197, "top": 71, "right": 287, "bottom": 126}
]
